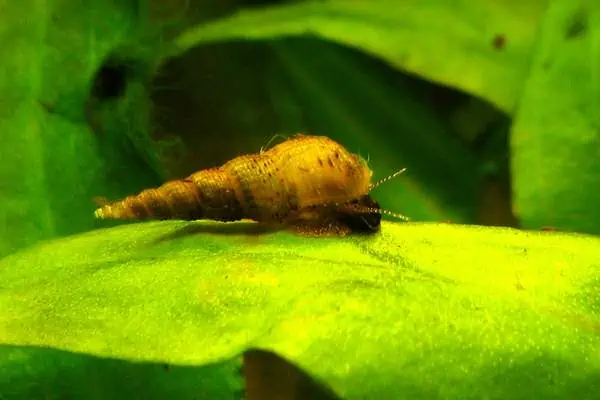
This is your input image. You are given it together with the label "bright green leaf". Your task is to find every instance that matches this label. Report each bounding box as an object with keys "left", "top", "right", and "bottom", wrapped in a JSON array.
[
  {"left": 171, "top": 0, "right": 548, "bottom": 114},
  {"left": 511, "top": 0, "right": 600, "bottom": 234},
  {"left": 1, "top": 221, "right": 599, "bottom": 398}
]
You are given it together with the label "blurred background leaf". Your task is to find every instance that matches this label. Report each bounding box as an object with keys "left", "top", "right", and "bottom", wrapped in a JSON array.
[
  {"left": 172, "top": 0, "right": 548, "bottom": 114},
  {"left": 511, "top": 0, "right": 600, "bottom": 234},
  {"left": 0, "top": 0, "right": 167, "bottom": 259}
]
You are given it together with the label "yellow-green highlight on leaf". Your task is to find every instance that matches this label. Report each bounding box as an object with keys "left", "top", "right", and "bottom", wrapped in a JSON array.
[
  {"left": 0, "top": 345, "right": 243, "bottom": 399},
  {"left": 1, "top": 220, "right": 599, "bottom": 398},
  {"left": 510, "top": 0, "right": 600, "bottom": 235},
  {"left": 171, "top": 0, "right": 548, "bottom": 114}
]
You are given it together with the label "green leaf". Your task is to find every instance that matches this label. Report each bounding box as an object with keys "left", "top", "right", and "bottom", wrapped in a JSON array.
[
  {"left": 171, "top": 0, "right": 549, "bottom": 114},
  {"left": 1, "top": 221, "right": 599, "bottom": 398},
  {"left": 0, "top": 345, "right": 243, "bottom": 399},
  {"left": 0, "top": 0, "right": 163, "bottom": 258},
  {"left": 511, "top": 0, "right": 600, "bottom": 234}
]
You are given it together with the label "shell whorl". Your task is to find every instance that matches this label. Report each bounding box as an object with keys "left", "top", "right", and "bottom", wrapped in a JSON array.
[{"left": 94, "top": 170, "right": 244, "bottom": 222}]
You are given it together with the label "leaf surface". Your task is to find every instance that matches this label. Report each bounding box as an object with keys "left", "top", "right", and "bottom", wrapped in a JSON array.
[{"left": 1, "top": 221, "right": 598, "bottom": 398}]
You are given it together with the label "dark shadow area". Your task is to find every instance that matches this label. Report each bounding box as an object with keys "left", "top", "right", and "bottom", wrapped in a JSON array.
[
  {"left": 150, "top": 197, "right": 384, "bottom": 245},
  {"left": 90, "top": 60, "right": 130, "bottom": 101},
  {"left": 88, "top": 51, "right": 149, "bottom": 104},
  {"left": 151, "top": 221, "right": 282, "bottom": 244},
  {"left": 85, "top": 50, "right": 147, "bottom": 136},
  {"left": 564, "top": 7, "right": 588, "bottom": 40},
  {"left": 244, "top": 349, "right": 342, "bottom": 400},
  {"left": 84, "top": 46, "right": 166, "bottom": 203},
  {"left": 334, "top": 194, "right": 382, "bottom": 233}
]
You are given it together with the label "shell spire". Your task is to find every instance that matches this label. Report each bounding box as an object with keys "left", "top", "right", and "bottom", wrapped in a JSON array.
[
  {"left": 94, "top": 170, "right": 244, "bottom": 222},
  {"left": 94, "top": 179, "right": 200, "bottom": 221}
]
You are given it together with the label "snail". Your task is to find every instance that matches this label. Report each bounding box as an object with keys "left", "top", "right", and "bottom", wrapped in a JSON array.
[{"left": 94, "top": 134, "right": 408, "bottom": 235}]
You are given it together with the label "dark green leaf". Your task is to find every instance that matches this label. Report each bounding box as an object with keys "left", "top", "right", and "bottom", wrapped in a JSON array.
[{"left": 0, "top": 345, "right": 242, "bottom": 399}]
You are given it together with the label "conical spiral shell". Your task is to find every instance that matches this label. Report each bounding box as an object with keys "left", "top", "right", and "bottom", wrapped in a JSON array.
[{"left": 94, "top": 134, "right": 374, "bottom": 226}]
